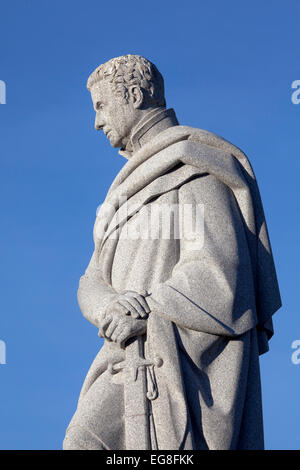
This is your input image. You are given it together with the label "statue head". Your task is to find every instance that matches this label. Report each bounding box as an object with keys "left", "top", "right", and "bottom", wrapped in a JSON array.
[{"left": 87, "top": 55, "right": 166, "bottom": 149}]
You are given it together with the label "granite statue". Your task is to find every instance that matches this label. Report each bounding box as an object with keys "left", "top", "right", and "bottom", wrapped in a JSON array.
[{"left": 63, "top": 55, "right": 281, "bottom": 450}]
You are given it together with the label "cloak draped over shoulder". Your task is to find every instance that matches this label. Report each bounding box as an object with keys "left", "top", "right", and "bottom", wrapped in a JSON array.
[{"left": 68, "top": 108, "right": 281, "bottom": 450}]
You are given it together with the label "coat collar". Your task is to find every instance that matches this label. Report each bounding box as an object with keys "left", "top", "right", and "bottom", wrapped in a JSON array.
[{"left": 118, "top": 107, "right": 179, "bottom": 159}]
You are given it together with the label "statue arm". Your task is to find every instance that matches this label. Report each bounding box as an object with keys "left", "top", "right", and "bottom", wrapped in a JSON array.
[
  {"left": 146, "top": 174, "right": 257, "bottom": 337},
  {"left": 77, "top": 251, "right": 117, "bottom": 328},
  {"left": 77, "top": 250, "right": 149, "bottom": 334}
]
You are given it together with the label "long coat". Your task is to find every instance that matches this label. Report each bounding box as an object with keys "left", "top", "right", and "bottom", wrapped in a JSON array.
[{"left": 68, "top": 125, "right": 281, "bottom": 450}]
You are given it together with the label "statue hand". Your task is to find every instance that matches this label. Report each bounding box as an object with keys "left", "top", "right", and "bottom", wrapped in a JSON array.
[
  {"left": 100, "top": 311, "right": 147, "bottom": 348},
  {"left": 106, "top": 290, "right": 150, "bottom": 320}
]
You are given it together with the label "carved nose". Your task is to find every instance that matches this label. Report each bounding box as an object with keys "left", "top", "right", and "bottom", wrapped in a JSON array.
[{"left": 95, "top": 115, "right": 104, "bottom": 131}]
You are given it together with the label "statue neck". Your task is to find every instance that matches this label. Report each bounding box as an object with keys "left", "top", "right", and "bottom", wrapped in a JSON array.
[{"left": 119, "top": 108, "right": 179, "bottom": 159}]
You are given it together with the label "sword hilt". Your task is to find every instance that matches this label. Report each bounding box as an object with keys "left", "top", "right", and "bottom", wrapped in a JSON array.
[{"left": 108, "top": 336, "right": 163, "bottom": 397}]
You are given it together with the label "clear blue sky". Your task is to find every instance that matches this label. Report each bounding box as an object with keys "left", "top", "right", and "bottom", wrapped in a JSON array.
[{"left": 0, "top": 0, "right": 299, "bottom": 450}]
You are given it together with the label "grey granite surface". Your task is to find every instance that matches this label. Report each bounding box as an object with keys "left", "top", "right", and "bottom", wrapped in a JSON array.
[{"left": 63, "top": 55, "right": 281, "bottom": 450}]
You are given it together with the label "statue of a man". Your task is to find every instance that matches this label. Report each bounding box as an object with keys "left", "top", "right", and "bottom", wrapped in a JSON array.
[{"left": 63, "top": 55, "right": 281, "bottom": 450}]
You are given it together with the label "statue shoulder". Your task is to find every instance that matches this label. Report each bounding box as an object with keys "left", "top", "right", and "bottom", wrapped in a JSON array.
[{"left": 177, "top": 125, "right": 245, "bottom": 156}]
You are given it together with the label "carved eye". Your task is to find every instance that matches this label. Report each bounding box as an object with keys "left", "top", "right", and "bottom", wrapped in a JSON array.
[{"left": 96, "top": 102, "right": 104, "bottom": 110}]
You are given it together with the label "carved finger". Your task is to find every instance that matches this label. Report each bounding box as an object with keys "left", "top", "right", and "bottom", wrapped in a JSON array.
[
  {"left": 111, "top": 322, "right": 129, "bottom": 344},
  {"left": 123, "top": 296, "right": 148, "bottom": 318},
  {"left": 117, "top": 299, "right": 141, "bottom": 318},
  {"left": 116, "top": 327, "right": 132, "bottom": 348},
  {"left": 130, "top": 293, "right": 150, "bottom": 315},
  {"left": 99, "top": 314, "right": 112, "bottom": 336},
  {"left": 102, "top": 313, "right": 112, "bottom": 325},
  {"left": 104, "top": 319, "right": 118, "bottom": 339}
]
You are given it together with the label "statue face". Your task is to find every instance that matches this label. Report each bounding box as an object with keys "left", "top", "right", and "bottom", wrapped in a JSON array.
[{"left": 90, "top": 80, "right": 141, "bottom": 149}]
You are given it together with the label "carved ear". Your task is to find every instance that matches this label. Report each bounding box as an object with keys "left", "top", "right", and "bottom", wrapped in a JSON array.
[{"left": 129, "top": 86, "right": 144, "bottom": 109}]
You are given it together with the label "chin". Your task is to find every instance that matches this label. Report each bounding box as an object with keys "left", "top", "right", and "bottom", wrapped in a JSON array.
[
  {"left": 108, "top": 133, "right": 122, "bottom": 148},
  {"left": 111, "top": 141, "right": 121, "bottom": 149}
]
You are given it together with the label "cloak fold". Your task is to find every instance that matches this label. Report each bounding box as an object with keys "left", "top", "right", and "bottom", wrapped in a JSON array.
[
  {"left": 76, "top": 123, "right": 281, "bottom": 449},
  {"left": 95, "top": 125, "right": 281, "bottom": 353}
]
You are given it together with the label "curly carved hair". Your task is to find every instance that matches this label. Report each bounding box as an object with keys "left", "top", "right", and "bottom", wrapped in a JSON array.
[{"left": 87, "top": 54, "right": 166, "bottom": 107}]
